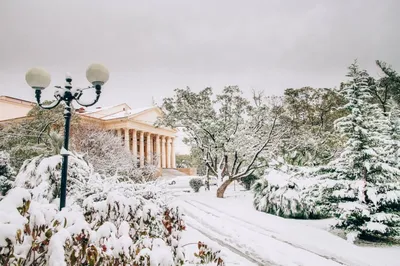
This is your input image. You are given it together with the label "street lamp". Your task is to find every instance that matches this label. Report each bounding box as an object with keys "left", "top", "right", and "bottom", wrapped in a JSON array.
[{"left": 25, "top": 64, "right": 109, "bottom": 210}]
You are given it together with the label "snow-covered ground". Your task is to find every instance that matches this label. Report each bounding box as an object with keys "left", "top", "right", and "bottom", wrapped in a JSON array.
[{"left": 160, "top": 176, "right": 399, "bottom": 266}]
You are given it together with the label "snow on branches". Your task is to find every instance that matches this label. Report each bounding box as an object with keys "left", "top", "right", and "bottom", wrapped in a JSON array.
[
  {"left": 0, "top": 154, "right": 225, "bottom": 265},
  {"left": 304, "top": 62, "right": 400, "bottom": 242},
  {"left": 157, "top": 86, "right": 285, "bottom": 198}
]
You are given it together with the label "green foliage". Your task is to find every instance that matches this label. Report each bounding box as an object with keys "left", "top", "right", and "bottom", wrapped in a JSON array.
[
  {"left": 241, "top": 173, "right": 259, "bottom": 190},
  {"left": 176, "top": 149, "right": 207, "bottom": 175},
  {"left": 189, "top": 177, "right": 204, "bottom": 192},
  {"left": 176, "top": 154, "right": 195, "bottom": 168},
  {"left": 0, "top": 151, "right": 15, "bottom": 195},
  {"left": 279, "top": 87, "right": 347, "bottom": 166},
  {"left": 0, "top": 101, "right": 79, "bottom": 170},
  {"left": 373, "top": 60, "right": 400, "bottom": 112}
]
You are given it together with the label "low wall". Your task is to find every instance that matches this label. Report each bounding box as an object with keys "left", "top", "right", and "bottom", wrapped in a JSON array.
[
  {"left": 155, "top": 168, "right": 162, "bottom": 178},
  {"left": 176, "top": 168, "right": 197, "bottom": 176}
]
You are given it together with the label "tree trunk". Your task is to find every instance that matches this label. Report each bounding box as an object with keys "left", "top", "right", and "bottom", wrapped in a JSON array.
[
  {"left": 206, "top": 167, "right": 210, "bottom": 191},
  {"left": 216, "top": 178, "right": 234, "bottom": 198}
]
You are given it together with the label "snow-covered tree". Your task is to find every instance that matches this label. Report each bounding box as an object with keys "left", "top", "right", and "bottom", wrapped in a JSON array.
[
  {"left": 311, "top": 62, "right": 400, "bottom": 241},
  {"left": 0, "top": 151, "right": 14, "bottom": 196},
  {"left": 158, "top": 86, "right": 284, "bottom": 198},
  {"left": 278, "top": 87, "right": 347, "bottom": 166},
  {"left": 0, "top": 101, "right": 79, "bottom": 169},
  {"left": 72, "top": 124, "right": 157, "bottom": 182},
  {"left": 373, "top": 60, "right": 400, "bottom": 111}
]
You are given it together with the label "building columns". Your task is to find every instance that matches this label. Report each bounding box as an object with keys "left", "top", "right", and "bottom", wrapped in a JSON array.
[
  {"left": 146, "top": 133, "right": 152, "bottom": 164},
  {"left": 139, "top": 131, "right": 144, "bottom": 167},
  {"left": 131, "top": 129, "right": 137, "bottom": 160},
  {"left": 171, "top": 138, "right": 176, "bottom": 168},
  {"left": 115, "top": 129, "right": 175, "bottom": 169},
  {"left": 117, "top": 128, "right": 122, "bottom": 140},
  {"left": 161, "top": 136, "right": 166, "bottom": 168},
  {"left": 124, "top": 128, "right": 129, "bottom": 151},
  {"left": 166, "top": 137, "right": 171, "bottom": 168},
  {"left": 156, "top": 135, "right": 161, "bottom": 168}
]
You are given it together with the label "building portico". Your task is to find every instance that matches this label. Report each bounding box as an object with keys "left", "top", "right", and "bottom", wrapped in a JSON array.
[{"left": 81, "top": 104, "right": 177, "bottom": 169}]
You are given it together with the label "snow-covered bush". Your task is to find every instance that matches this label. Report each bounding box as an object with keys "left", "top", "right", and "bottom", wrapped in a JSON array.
[
  {"left": 307, "top": 178, "right": 400, "bottom": 241},
  {"left": 189, "top": 178, "right": 203, "bottom": 192},
  {"left": 0, "top": 151, "right": 15, "bottom": 196},
  {"left": 194, "top": 242, "right": 224, "bottom": 265},
  {"left": 253, "top": 169, "right": 330, "bottom": 219},
  {"left": 0, "top": 188, "right": 181, "bottom": 265},
  {"left": 14, "top": 153, "right": 95, "bottom": 205},
  {"left": 0, "top": 154, "right": 224, "bottom": 265}
]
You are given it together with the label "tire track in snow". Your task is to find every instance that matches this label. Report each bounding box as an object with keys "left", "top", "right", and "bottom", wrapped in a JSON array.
[
  {"left": 183, "top": 207, "right": 277, "bottom": 266},
  {"left": 184, "top": 216, "right": 271, "bottom": 266},
  {"left": 183, "top": 199, "right": 350, "bottom": 266}
]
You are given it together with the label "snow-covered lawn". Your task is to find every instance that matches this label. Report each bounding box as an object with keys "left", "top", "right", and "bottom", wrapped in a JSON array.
[{"left": 163, "top": 176, "right": 399, "bottom": 266}]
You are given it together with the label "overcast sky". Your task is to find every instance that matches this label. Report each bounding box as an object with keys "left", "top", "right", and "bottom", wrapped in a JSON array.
[
  {"left": 1, "top": 0, "right": 399, "bottom": 153},
  {"left": 1, "top": 0, "right": 399, "bottom": 104}
]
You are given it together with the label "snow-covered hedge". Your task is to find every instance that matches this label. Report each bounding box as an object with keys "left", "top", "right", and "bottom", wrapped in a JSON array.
[
  {"left": 0, "top": 154, "right": 225, "bottom": 265},
  {"left": 310, "top": 179, "right": 400, "bottom": 241},
  {"left": 253, "top": 168, "right": 400, "bottom": 240},
  {"left": 253, "top": 169, "right": 330, "bottom": 219},
  {"left": 0, "top": 188, "right": 184, "bottom": 265}
]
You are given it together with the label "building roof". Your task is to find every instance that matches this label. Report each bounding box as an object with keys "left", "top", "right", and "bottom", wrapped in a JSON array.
[
  {"left": 81, "top": 104, "right": 160, "bottom": 121},
  {"left": 0, "top": 95, "right": 36, "bottom": 106},
  {"left": 101, "top": 106, "right": 155, "bottom": 120}
]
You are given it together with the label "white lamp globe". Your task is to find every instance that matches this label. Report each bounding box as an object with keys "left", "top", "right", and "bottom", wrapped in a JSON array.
[
  {"left": 25, "top": 67, "right": 51, "bottom": 90},
  {"left": 86, "top": 63, "right": 109, "bottom": 86}
]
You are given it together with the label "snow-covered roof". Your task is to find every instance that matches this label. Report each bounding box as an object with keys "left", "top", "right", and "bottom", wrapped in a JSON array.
[
  {"left": 81, "top": 104, "right": 158, "bottom": 122},
  {"left": 83, "top": 105, "right": 117, "bottom": 114},
  {"left": 102, "top": 106, "right": 155, "bottom": 120}
]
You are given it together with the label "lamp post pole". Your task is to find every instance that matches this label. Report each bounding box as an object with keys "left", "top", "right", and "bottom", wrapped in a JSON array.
[
  {"left": 26, "top": 64, "right": 109, "bottom": 210},
  {"left": 60, "top": 84, "right": 72, "bottom": 210}
]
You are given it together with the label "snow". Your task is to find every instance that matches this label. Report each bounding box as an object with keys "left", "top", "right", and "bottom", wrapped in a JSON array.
[
  {"left": 48, "top": 229, "right": 72, "bottom": 266},
  {"left": 364, "top": 222, "right": 388, "bottom": 233},
  {"left": 2, "top": 166, "right": 399, "bottom": 265},
  {"left": 164, "top": 177, "right": 400, "bottom": 266},
  {"left": 150, "top": 238, "right": 174, "bottom": 266},
  {"left": 264, "top": 168, "right": 291, "bottom": 186},
  {"left": 60, "top": 147, "right": 71, "bottom": 156}
]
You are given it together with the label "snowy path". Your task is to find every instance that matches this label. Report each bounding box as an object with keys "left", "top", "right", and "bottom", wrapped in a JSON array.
[
  {"left": 180, "top": 199, "right": 345, "bottom": 266},
  {"left": 184, "top": 217, "right": 261, "bottom": 265}
]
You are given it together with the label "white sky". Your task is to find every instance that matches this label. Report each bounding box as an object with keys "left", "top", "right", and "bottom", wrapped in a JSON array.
[{"left": 1, "top": 0, "right": 399, "bottom": 154}]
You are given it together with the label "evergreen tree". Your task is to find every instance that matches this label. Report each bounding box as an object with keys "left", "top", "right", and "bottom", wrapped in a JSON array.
[{"left": 313, "top": 62, "right": 400, "bottom": 241}]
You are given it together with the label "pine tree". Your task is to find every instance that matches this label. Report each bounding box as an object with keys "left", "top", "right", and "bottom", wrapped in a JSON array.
[{"left": 313, "top": 62, "right": 400, "bottom": 241}]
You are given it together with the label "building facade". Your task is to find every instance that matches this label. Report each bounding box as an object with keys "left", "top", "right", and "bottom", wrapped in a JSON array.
[
  {"left": 0, "top": 96, "right": 177, "bottom": 169},
  {"left": 80, "top": 104, "right": 176, "bottom": 168},
  {"left": 0, "top": 96, "right": 35, "bottom": 121}
]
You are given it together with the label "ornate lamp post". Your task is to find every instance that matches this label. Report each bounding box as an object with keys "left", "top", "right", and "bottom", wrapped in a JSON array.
[{"left": 25, "top": 64, "right": 109, "bottom": 210}]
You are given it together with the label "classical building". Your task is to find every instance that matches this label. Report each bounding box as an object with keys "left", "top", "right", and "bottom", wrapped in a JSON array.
[
  {"left": 0, "top": 95, "right": 177, "bottom": 169},
  {"left": 79, "top": 104, "right": 177, "bottom": 168}
]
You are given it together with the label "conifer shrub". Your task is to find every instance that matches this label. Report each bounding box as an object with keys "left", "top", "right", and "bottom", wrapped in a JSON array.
[{"left": 189, "top": 177, "right": 204, "bottom": 192}]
